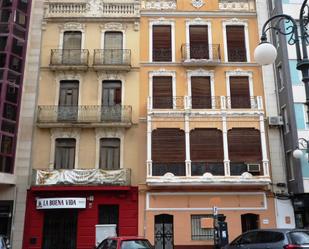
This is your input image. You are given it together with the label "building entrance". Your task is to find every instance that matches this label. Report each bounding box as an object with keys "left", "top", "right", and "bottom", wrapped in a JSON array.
[{"left": 42, "top": 209, "right": 78, "bottom": 249}]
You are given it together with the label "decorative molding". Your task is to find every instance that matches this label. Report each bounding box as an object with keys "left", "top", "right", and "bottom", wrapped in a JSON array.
[
  {"left": 141, "top": 0, "right": 177, "bottom": 10},
  {"left": 102, "top": 22, "right": 126, "bottom": 31},
  {"left": 191, "top": 0, "right": 205, "bottom": 8},
  {"left": 58, "top": 22, "right": 86, "bottom": 50}
]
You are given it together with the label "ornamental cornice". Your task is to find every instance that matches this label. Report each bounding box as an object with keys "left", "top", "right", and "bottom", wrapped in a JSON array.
[{"left": 141, "top": 0, "right": 176, "bottom": 10}]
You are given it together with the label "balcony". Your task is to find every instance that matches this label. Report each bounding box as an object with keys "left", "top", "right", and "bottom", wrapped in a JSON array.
[
  {"left": 218, "top": 0, "right": 256, "bottom": 12},
  {"left": 93, "top": 49, "right": 131, "bottom": 72},
  {"left": 37, "top": 105, "right": 132, "bottom": 128},
  {"left": 181, "top": 44, "right": 221, "bottom": 66},
  {"left": 49, "top": 49, "right": 89, "bottom": 71},
  {"left": 147, "top": 96, "right": 263, "bottom": 113},
  {"left": 146, "top": 161, "right": 270, "bottom": 186},
  {"left": 44, "top": 0, "right": 140, "bottom": 18},
  {"left": 32, "top": 168, "right": 131, "bottom": 186}
]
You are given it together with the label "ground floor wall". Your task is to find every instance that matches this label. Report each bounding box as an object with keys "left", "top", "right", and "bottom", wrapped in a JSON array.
[
  {"left": 139, "top": 189, "right": 276, "bottom": 249},
  {"left": 23, "top": 186, "right": 138, "bottom": 249}
]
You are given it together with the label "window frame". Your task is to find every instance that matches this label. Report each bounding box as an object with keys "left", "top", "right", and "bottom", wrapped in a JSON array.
[{"left": 222, "top": 19, "right": 250, "bottom": 63}]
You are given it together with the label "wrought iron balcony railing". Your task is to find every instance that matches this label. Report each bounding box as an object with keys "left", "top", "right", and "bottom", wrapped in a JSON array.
[
  {"left": 37, "top": 105, "right": 132, "bottom": 125},
  {"left": 227, "top": 48, "right": 247, "bottom": 62},
  {"left": 181, "top": 44, "right": 221, "bottom": 65},
  {"left": 147, "top": 96, "right": 185, "bottom": 110},
  {"left": 93, "top": 49, "right": 131, "bottom": 70},
  {"left": 32, "top": 168, "right": 131, "bottom": 186},
  {"left": 152, "top": 49, "right": 172, "bottom": 62},
  {"left": 50, "top": 49, "right": 89, "bottom": 67}
]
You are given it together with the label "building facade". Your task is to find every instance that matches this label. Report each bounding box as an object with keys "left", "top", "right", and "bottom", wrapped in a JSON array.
[
  {"left": 269, "top": 0, "right": 309, "bottom": 229},
  {"left": 22, "top": 1, "right": 142, "bottom": 248},
  {"left": 138, "top": 0, "right": 276, "bottom": 248},
  {"left": 0, "top": 0, "right": 33, "bottom": 247}
]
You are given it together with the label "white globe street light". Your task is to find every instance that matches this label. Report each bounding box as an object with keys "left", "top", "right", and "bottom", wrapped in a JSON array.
[
  {"left": 293, "top": 138, "right": 309, "bottom": 161},
  {"left": 293, "top": 149, "right": 304, "bottom": 160},
  {"left": 254, "top": 42, "right": 277, "bottom": 65}
]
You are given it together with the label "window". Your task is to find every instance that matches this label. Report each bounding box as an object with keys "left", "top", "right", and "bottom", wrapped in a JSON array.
[
  {"left": 282, "top": 106, "right": 290, "bottom": 133},
  {"left": 99, "top": 205, "right": 119, "bottom": 234},
  {"left": 229, "top": 76, "right": 251, "bottom": 108},
  {"left": 152, "top": 25, "right": 172, "bottom": 62},
  {"left": 191, "top": 76, "right": 211, "bottom": 109},
  {"left": 63, "top": 31, "right": 82, "bottom": 64},
  {"left": 255, "top": 231, "right": 284, "bottom": 243},
  {"left": 276, "top": 65, "right": 284, "bottom": 90},
  {"left": 226, "top": 25, "right": 247, "bottom": 62},
  {"left": 54, "top": 138, "right": 76, "bottom": 169},
  {"left": 104, "top": 32, "right": 123, "bottom": 64},
  {"left": 152, "top": 76, "right": 173, "bottom": 109},
  {"left": 191, "top": 215, "right": 213, "bottom": 240},
  {"left": 99, "top": 138, "right": 120, "bottom": 170},
  {"left": 102, "top": 81, "right": 121, "bottom": 107},
  {"left": 189, "top": 25, "right": 209, "bottom": 59}
]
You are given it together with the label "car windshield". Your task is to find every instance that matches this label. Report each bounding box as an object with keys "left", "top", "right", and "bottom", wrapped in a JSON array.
[
  {"left": 120, "top": 240, "right": 152, "bottom": 249},
  {"left": 289, "top": 231, "right": 309, "bottom": 245}
]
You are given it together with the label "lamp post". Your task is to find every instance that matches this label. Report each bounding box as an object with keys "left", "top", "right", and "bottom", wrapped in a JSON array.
[{"left": 254, "top": 0, "right": 309, "bottom": 160}]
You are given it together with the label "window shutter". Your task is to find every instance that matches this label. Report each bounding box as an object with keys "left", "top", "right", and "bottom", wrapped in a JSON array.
[
  {"left": 152, "top": 128, "right": 185, "bottom": 163},
  {"left": 63, "top": 31, "right": 82, "bottom": 50},
  {"left": 54, "top": 138, "right": 76, "bottom": 169},
  {"left": 99, "top": 138, "right": 120, "bottom": 170},
  {"left": 153, "top": 25, "right": 172, "bottom": 61},
  {"left": 190, "top": 129, "right": 223, "bottom": 161},
  {"left": 104, "top": 32, "right": 123, "bottom": 49},
  {"left": 191, "top": 76, "right": 211, "bottom": 108},
  {"left": 226, "top": 26, "right": 246, "bottom": 62},
  {"left": 153, "top": 76, "right": 173, "bottom": 108},
  {"left": 228, "top": 128, "right": 262, "bottom": 162},
  {"left": 230, "top": 76, "right": 250, "bottom": 108},
  {"left": 189, "top": 25, "right": 209, "bottom": 59}
]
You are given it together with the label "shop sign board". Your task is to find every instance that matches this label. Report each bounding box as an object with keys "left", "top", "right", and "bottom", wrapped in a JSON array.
[{"left": 36, "top": 197, "right": 86, "bottom": 209}]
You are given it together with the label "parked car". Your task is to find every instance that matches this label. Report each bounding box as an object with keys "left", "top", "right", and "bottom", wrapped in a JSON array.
[
  {"left": 223, "top": 229, "right": 309, "bottom": 249},
  {"left": 96, "top": 236, "right": 153, "bottom": 249}
]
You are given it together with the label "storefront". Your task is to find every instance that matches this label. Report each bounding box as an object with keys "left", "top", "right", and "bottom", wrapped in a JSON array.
[{"left": 23, "top": 186, "right": 138, "bottom": 249}]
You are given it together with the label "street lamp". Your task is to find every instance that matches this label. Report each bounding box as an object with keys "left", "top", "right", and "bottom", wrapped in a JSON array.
[
  {"left": 293, "top": 138, "right": 309, "bottom": 161},
  {"left": 254, "top": 0, "right": 309, "bottom": 161}
]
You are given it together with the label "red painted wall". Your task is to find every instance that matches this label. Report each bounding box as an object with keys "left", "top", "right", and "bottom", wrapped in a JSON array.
[{"left": 22, "top": 186, "right": 138, "bottom": 249}]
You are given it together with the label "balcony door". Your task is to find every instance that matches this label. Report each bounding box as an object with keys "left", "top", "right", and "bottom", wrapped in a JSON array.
[
  {"left": 102, "top": 80, "right": 122, "bottom": 121},
  {"left": 63, "top": 31, "right": 82, "bottom": 64},
  {"left": 191, "top": 76, "right": 211, "bottom": 109},
  {"left": 104, "top": 32, "right": 123, "bottom": 64},
  {"left": 189, "top": 25, "right": 209, "bottom": 59},
  {"left": 58, "top": 81, "right": 79, "bottom": 121},
  {"left": 229, "top": 76, "right": 250, "bottom": 109}
]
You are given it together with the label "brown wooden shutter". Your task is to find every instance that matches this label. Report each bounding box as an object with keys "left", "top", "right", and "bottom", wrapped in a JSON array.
[
  {"left": 152, "top": 128, "right": 185, "bottom": 163},
  {"left": 189, "top": 25, "right": 209, "bottom": 59},
  {"left": 230, "top": 76, "right": 250, "bottom": 108},
  {"left": 191, "top": 76, "right": 211, "bottom": 108},
  {"left": 226, "top": 26, "right": 246, "bottom": 62},
  {"left": 190, "top": 129, "right": 223, "bottom": 161},
  {"left": 153, "top": 25, "right": 172, "bottom": 61},
  {"left": 54, "top": 138, "right": 76, "bottom": 169},
  {"left": 228, "top": 128, "right": 262, "bottom": 162},
  {"left": 153, "top": 76, "right": 172, "bottom": 108}
]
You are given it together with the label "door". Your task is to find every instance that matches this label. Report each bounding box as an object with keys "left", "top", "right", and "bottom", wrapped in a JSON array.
[
  {"left": 189, "top": 25, "right": 209, "bottom": 59},
  {"left": 42, "top": 210, "right": 78, "bottom": 249},
  {"left": 62, "top": 31, "right": 82, "bottom": 64},
  {"left": 154, "top": 214, "right": 174, "bottom": 249},
  {"left": 104, "top": 32, "right": 123, "bottom": 64},
  {"left": 58, "top": 81, "right": 79, "bottom": 121},
  {"left": 102, "top": 81, "right": 122, "bottom": 121},
  {"left": 241, "top": 213, "right": 259, "bottom": 233}
]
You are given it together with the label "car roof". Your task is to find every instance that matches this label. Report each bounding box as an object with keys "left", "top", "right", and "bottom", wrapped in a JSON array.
[
  {"left": 107, "top": 236, "right": 147, "bottom": 241},
  {"left": 245, "top": 229, "right": 309, "bottom": 233}
]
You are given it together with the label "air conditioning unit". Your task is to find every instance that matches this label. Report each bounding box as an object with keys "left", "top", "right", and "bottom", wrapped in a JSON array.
[
  {"left": 247, "top": 164, "right": 261, "bottom": 173},
  {"left": 268, "top": 116, "right": 284, "bottom": 126}
]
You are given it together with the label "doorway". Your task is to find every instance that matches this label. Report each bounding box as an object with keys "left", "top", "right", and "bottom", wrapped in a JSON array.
[
  {"left": 241, "top": 213, "right": 259, "bottom": 233},
  {"left": 154, "top": 214, "right": 174, "bottom": 249}
]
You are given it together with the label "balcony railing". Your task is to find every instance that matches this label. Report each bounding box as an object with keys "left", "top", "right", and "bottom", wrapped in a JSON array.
[
  {"left": 152, "top": 49, "right": 172, "bottom": 62},
  {"left": 181, "top": 44, "right": 221, "bottom": 65},
  {"left": 50, "top": 49, "right": 89, "bottom": 69},
  {"left": 147, "top": 96, "right": 263, "bottom": 111},
  {"left": 218, "top": 0, "right": 256, "bottom": 12},
  {"left": 37, "top": 105, "right": 132, "bottom": 126},
  {"left": 44, "top": 1, "right": 140, "bottom": 18},
  {"left": 227, "top": 48, "right": 247, "bottom": 62},
  {"left": 146, "top": 161, "right": 270, "bottom": 185},
  {"left": 93, "top": 49, "right": 131, "bottom": 71},
  {"left": 32, "top": 168, "right": 131, "bottom": 186}
]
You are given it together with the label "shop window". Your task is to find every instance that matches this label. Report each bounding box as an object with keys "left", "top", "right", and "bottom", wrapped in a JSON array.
[
  {"left": 54, "top": 138, "right": 76, "bottom": 169},
  {"left": 229, "top": 76, "right": 251, "bottom": 108},
  {"left": 226, "top": 25, "right": 247, "bottom": 62},
  {"left": 152, "top": 25, "right": 172, "bottom": 62},
  {"left": 152, "top": 76, "right": 173, "bottom": 109},
  {"left": 191, "top": 215, "right": 214, "bottom": 240},
  {"left": 0, "top": 201, "right": 13, "bottom": 240},
  {"left": 99, "top": 205, "right": 119, "bottom": 234},
  {"left": 99, "top": 138, "right": 120, "bottom": 170}
]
